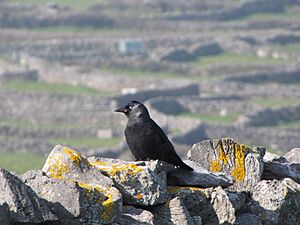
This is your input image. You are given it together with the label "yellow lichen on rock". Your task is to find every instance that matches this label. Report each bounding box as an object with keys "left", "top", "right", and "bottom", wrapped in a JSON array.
[
  {"left": 210, "top": 160, "right": 222, "bottom": 172},
  {"left": 96, "top": 186, "right": 119, "bottom": 224},
  {"left": 48, "top": 154, "right": 70, "bottom": 179},
  {"left": 77, "top": 182, "right": 118, "bottom": 224},
  {"left": 90, "top": 160, "right": 143, "bottom": 179},
  {"left": 168, "top": 186, "right": 205, "bottom": 194},
  {"left": 231, "top": 144, "right": 246, "bottom": 181},
  {"left": 218, "top": 141, "right": 230, "bottom": 165},
  {"left": 209, "top": 138, "right": 248, "bottom": 182},
  {"left": 63, "top": 147, "right": 83, "bottom": 167}
]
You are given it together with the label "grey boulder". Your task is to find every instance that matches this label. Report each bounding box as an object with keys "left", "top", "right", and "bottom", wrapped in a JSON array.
[
  {"left": 88, "top": 157, "right": 175, "bottom": 206},
  {"left": 247, "top": 178, "right": 300, "bottom": 225},
  {"left": 41, "top": 145, "right": 123, "bottom": 224},
  {"left": 0, "top": 168, "right": 57, "bottom": 224},
  {"left": 188, "top": 138, "right": 264, "bottom": 192}
]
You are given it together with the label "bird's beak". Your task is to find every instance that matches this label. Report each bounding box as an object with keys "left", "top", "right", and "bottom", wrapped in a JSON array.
[{"left": 114, "top": 107, "right": 128, "bottom": 114}]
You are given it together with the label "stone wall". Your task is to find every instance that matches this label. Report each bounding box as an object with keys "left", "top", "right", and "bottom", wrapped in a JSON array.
[
  {"left": 236, "top": 104, "right": 300, "bottom": 127},
  {"left": 1, "top": 141, "right": 299, "bottom": 225}
]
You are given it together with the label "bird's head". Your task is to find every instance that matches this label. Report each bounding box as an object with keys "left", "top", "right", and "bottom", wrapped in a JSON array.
[{"left": 114, "top": 100, "right": 150, "bottom": 119}]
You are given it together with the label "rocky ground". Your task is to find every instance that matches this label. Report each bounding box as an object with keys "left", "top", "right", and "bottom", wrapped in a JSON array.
[
  {"left": 0, "top": 0, "right": 299, "bottom": 172},
  {"left": 0, "top": 138, "right": 299, "bottom": 225}
]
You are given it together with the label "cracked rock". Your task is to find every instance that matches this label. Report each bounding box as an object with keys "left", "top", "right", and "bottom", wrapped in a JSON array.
[
  {"left": 188, "top": 138, "right": 264, "bottom": 191},
  {"left": 0, "top": 168, "right": 57, "bottom": 224},
  {"left": 42, "top": 145, "right": 122, "bottom": 224},
  {"left": 88, "top": 157, "right": 175, "bottom": 206},
  {"left": 247, "top": 178, "right": 300, "bottom": 225}
]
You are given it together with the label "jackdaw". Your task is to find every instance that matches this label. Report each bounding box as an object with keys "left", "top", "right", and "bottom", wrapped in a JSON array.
[{"left": 115, "top": 100, "right": 193, "bottom": 171}]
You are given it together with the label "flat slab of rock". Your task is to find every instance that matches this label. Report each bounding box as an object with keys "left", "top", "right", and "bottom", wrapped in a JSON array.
[
  {"left": 247, "top": 178, "right": 300, "bottom": 225},
  {"left": 263, "top": 161, "right": 300, "bottom": 183},
  {"left": 88, "top": 157, "right": 175, "bottom": 206},
  {"left": 167, "top": 161, "right": 233, "bottom": 188},
  {"left": 42, "top": 145, "right": 122, "bottom": 224},
  {"left": 188, "top": 138, "right": 265, "bottom": 191},
  {"left": 0, "top": 168, "right": 57, "bottom": 224}
]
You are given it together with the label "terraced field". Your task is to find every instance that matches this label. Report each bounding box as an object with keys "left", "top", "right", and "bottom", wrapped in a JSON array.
[{"left": 0, "top": 0, "right": 300, "bottom": 174}]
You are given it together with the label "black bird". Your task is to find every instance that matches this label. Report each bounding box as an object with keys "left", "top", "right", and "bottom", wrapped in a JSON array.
[{"left": 115, "top": 100, "right": 193, "bottom": 171}]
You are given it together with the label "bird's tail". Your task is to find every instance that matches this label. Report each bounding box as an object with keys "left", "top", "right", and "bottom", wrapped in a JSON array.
[{"left": 179, "top": 161, "right": 194, "bottom": 171}]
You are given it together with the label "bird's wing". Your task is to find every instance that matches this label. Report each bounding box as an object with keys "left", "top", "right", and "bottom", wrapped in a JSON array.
[
  {"left": 148, "top": 119, "right": 194, "bottom": 170},
  {"left": 148, "top": 119, "right": 178, "bottom": 157}
]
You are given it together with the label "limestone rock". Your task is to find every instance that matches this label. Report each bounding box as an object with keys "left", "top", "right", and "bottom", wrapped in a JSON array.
[
  {"left": 247, "top": 178, "right": 300, "bottom": 225},
  {"left": 188, "top": 138, "right": 264, "bottom": 191},
  {"left": 168, "top": 187, "right": 214, "bottom": 224},
  {"left": 210, "top": 186, "right": 246, "bottom": 225},
  {"left": 0, "top": 168, "right": 57, "bottom": 224},
  {"left": 0, "top": 200, "right": 10, "bottom": 225},
  {"left": 263, "top": 151, "right": 286, "bottom": 163},
  {"left": 88, "top": 157, "right": 175, "bottom": 206},
  {"left": 118, "top": 206, "right": 155, "bottom": 225},
  {"left": 168, "top": 186, "right": 246, "bottom": 225},
  {"left": 235, "top": 213, "right": 263, "bottom": 225},
  {"left": 21, "top": 170, "right": 122, "bottom": 225},
  {"left": 284, "top": 148, "right": 300, "bottom": 163},
  {"left": 150, "top": 197, "right": 195, "bottom": 225},
  {"left": 42, "top": 145, "right": 122, "bottom": 224},
  {"left": 167, "top": 161, "right": 233, "bottom": 188},
  {"left": 42, "top": 144, "right": 113, "bottom": 186},
  {"left": 263, "top": 161, "right": 300, "bottom": 183}
]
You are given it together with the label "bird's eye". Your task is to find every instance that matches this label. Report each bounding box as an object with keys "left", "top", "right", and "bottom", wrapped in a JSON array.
[{"left": 128, "top": 105, "right": 133, "bottom": 110}]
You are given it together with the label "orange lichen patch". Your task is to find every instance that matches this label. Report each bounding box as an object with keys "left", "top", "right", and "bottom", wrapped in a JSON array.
[
  {"left": 48, "top": 154, "right": 70, "bottom": 179},
  {"left": 63, "top": 147, "right": 83, "bottom": 167},
  {"left": 231, "top": 144, "right": 246, "bottom": 181},
  {"left": 135, "top": 193, "right": 143, "bottom": 199}
]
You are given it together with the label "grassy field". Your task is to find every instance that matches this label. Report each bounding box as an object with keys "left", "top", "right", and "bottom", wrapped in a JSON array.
[
  {"left": 180, "top": 112, "right": 239, "bottom": 124},
  {"left": 50, "top": 137, "right": 121, "bottom": 149},
  {"left": 191, "top": 53, "right": 285, "bottom": 68},
  {"left": 100, "top": 66, "right": 183, "bottom": 79},
  {"left": 241, "top": 11, "right": 300, "bottom": 21},
  {"left": 0, "top": 152, "right": 46, "bottom": 174},
  {"left": 278, "top": 120, "right": 300, "bottom": 128},
  {"left": 273, "top": 43, "right": 300, "bottom": 53},
  {"left": 250, "top": 97, "right": 299, "bottom": 108},
  {"left": 16, "top": 0, "right": 107, "bottom": 11},
  {"left": 0, "top": 118, "right": 119, "bottom": 131},
  {"left": 1, "top": 79, "right": 116, "bottom": 96}
]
